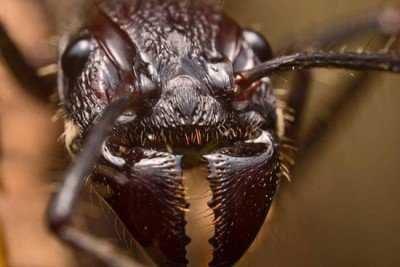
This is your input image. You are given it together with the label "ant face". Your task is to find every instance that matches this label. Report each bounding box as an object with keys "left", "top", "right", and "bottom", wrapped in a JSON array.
[
  {"left": 2, "top": 1, "right": 400, "bottom": 267},
  {"left": 59, "top": 2, "right": 280, "bottom": 265}
]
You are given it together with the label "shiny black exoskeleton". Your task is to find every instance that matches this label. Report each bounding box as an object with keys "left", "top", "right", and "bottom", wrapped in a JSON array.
[{"left": 60, "top": 0, "right": 281, "bottom": 266}]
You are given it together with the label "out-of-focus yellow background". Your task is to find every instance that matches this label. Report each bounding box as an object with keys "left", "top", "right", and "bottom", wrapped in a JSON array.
[{"left": 1, "top": 0, "right": 400, "bottom": 266}]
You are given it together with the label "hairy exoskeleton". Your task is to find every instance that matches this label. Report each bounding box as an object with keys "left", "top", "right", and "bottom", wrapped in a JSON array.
[
  {"left": 2, "top": 0, "right": 400, "bottom": 266},
  {"left": 59, "top": 1, "right": 280, "bottom": 266}
]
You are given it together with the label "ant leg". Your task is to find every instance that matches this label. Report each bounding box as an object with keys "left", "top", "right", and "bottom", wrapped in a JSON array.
[
  {"left": 273, "top": 7, "right": 400, "bottom": 160},
  {"left": 296, "top": 72, "right": 372, "bottom": 166},
  {"left": 275, "top": 7, "right": 400, "bottom": 147},
  {"left": 295, "top": 35, "right": 395, "bottom": 162},
  {"left": 277, "top": 6, "right": 400, "bottom": 54},
  {"left": 0, "top": 24, "right": 55, "bottom": 102},
  {"left": 237, "top": 49, "right": 400, "bottom": 169},
  {"left": 47, "top": 97, "right": 143, "bottom": 267}
]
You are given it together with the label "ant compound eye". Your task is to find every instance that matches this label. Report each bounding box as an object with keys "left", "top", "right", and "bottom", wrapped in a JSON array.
[
  {"left": 61, "top": 36, "right": 92, "bottom": 82},
  {"left": 242, "top": 29, "right": 273, "bottom": 62}
]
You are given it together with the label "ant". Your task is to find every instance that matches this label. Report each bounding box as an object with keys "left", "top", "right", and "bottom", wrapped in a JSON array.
[{"left": 1, "top": 0, "right": 400, "bottom": 266}]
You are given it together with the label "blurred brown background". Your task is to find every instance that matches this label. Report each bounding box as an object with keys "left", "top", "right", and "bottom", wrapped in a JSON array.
[{"left": 1, "top": 0, "right": 400, "bottom": 267}]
